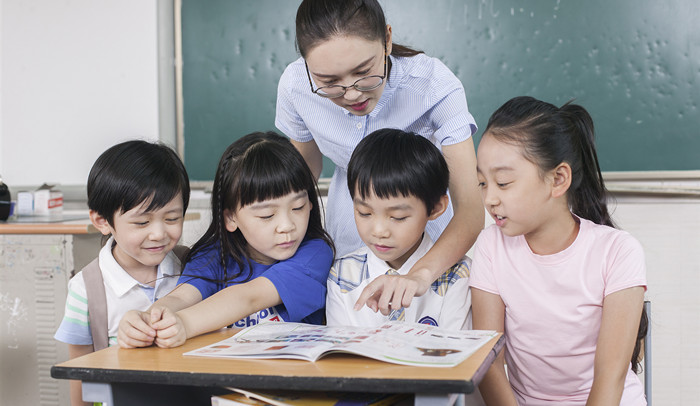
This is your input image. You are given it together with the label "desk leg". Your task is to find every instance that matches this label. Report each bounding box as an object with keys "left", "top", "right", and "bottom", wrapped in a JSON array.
[
  {"left": 82, "top": 382, "right": 115, "bottom": 404},
  {"left": 414, "top": 393, "right": 462, "bottom": 406}
]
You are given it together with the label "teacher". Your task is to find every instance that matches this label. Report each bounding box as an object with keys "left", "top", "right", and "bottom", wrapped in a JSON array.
[{"left": 275, "top": 0, "right": 483, "bottom": 313}]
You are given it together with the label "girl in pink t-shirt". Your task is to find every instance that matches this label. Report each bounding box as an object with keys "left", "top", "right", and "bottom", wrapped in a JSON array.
[{"left": 471, "top": 96, "right": 648, "bottom": 405}]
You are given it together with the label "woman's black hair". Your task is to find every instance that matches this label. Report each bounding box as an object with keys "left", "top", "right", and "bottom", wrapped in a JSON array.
[
  {"left": 87, "top": 140, "right": 190, "bottom": 225},
  {"left": 484, "top": 95, "right": 647, "bottom": 374},
  {"left": 295, "top": 0, "right": 423, "bottom": 58},
  {"left": 347, "top": 128, "right": 448, "bottom": 215},
  {"left": 185, "top": 132, "right": 334, "bottom": 284}
]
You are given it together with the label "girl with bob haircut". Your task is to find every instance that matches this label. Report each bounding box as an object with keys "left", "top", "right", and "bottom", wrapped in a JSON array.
[{"left": 118, "top": 132, "right": 334, "bottom": 349}]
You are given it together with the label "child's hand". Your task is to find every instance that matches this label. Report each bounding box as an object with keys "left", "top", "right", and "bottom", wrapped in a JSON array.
[
  {"left": 152, "top": 308, "right": 188, "bottom": 348},
  {"left": 117, "top": 310, "right": 156, "bottom": 348},
  {"left": 354, "top": 268, "right": 432, "bottom": 315}
]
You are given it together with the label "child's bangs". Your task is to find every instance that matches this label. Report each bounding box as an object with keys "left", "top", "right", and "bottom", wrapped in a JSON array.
[
  {"left": 119, "top": 174, "right": 184, "bottom": 214},
  {"left": 234, "top": 148, "right": 310, "bottom": 208}
]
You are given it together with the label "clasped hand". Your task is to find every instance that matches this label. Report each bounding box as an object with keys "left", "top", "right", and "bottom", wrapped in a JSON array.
[{"left": 117, "top": 306, "right": 188, "bottom": 349}]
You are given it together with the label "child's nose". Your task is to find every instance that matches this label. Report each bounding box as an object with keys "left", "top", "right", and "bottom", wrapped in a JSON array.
[
  {"left": 149, "top": 222, "right": 166, "bottom": 240},
  {"left": 276, "top": 214, "right": 296, "bottom": 233},
  {"left": 371, "top": 220, "right": 390, "bottom": 238},
  {"left": 483, "top": 188, "right": 499, "bottom": 207}
]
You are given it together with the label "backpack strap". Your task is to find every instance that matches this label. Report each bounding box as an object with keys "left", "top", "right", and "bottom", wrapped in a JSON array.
[
  {"left": 171, "top": 245, "right": 190, "bottom": 265},
  {"left": 82, "top": 258, "right": 109, "bottom": 352}
]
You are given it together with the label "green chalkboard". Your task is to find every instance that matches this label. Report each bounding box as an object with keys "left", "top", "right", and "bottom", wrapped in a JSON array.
[{"left": 182, "top": 0, "right": 700, "bottom": 180}]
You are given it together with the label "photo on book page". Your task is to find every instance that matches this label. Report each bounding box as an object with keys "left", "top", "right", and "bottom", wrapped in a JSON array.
[{"left": 185, "top": 321, "right": 497, "bottom": 368}]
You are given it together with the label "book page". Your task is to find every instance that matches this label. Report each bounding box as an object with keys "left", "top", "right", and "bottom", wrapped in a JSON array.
[{"left": 185, "top": 322, "right": 496, "bottom": 367}]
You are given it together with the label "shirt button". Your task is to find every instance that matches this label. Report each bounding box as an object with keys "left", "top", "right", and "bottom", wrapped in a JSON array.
[{"left": 356, "top": 122, "right": 362, "bottom": 129}]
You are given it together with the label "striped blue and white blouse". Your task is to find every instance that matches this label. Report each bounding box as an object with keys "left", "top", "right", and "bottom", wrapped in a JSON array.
[{"left": 275, "top": 53, "right": 478, "bottom": 256}]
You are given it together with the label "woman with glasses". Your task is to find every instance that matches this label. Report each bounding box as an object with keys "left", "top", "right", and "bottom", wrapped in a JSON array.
[{"left": 275, "top": 0, "right": 483, "bottom": 316}]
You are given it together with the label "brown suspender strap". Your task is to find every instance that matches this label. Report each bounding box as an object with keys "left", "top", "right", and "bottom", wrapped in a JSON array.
[{"left": 82, "top": 258, "right": 109, "bottom": 352}]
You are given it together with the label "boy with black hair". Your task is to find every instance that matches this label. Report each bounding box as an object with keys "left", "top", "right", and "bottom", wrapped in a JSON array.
[
  {"left": 326, "top": 129, "right": 472, "bottom": 329},
  {"left": 55, "top": 140, "right": 190, "bottom": 406}
]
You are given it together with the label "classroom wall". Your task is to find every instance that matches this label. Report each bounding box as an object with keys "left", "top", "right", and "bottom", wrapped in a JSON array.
[{"left": 0, "top": 0, "right": 161, "bottom": 187}]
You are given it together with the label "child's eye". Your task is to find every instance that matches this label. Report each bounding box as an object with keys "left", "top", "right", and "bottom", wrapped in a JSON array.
[
  {"left": 497, "top": 182, "right": 511, "bottom": 188},
  {"left": 133, "top": 221, "right": 149, "bottom": 226},
  {"left": 165, "top": 217, "right": 182, "bottom": 222},
  {"left": 357, "top": 211, "right": 370, "bottom": 217},
  {"left": 258, "top": 215, "right": 274, "bottom": 220},
  {"left": 478, "top": 181, "right": 486, "bottom": 188},
  {"left": 292, "top": 203, "right": 306, "bottom": 211},
  {"left": 392, "top": 216, "right": 408, "bottom": 222}
]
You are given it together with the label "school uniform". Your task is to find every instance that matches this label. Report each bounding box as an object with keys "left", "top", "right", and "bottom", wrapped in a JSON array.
[
  {"left": 276, "top": 53, "right": 477, "bottom": 257},
  {"left": 55, "top": 237, "right": 181, "bottom": 347},
  {"left": 181, "top": 238, "right": 333, "bottom": 327},
  {"left": 326, "top": 233, "right": 472, "bottom": 330}
]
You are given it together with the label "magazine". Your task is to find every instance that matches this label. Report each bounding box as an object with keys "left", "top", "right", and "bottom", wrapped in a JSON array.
[{"left": 185, "top": 321, "right": 497, "bottom": 368}]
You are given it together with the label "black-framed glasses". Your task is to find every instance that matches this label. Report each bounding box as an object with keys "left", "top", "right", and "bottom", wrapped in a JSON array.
[{"left": 305, "top": 47, "right": 387, "bottom": 99}]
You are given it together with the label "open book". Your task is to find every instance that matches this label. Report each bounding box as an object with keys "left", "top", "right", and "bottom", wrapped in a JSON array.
[{"left": 185, "top": 321, "right": 497, "bottom": 368}]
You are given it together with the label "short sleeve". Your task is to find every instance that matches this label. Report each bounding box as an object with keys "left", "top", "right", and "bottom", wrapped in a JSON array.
[
  {"left": 603, "top": 232, "right": 647, "bottom": 296},
  {"left": 54, "top": 273, "right": 93, "bottom": 345},
  {"left": 469, "top": 227, "right": 500, "bottom": 295},
  {"left": 325, "top": 266, "right": 352, "bottom": 327},
  {"left": 275, "top": 60, "right": 314, "bottom": 143},
  {"left": 178, "top": 248, "right": 226, "bottom": 300},
  {"left": 262, "top": 238, "right": 333, "bottom": 322},
  {"left": 427, "top": 61, "right": 477, "bottom": 146},
  {"left": 439, "top": 262, "right": 473, "bottom": 330}
]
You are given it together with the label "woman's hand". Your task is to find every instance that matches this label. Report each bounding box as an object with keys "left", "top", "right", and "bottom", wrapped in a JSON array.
[{"left": 354, "top": 267, "right": 433, "bottom": 315}]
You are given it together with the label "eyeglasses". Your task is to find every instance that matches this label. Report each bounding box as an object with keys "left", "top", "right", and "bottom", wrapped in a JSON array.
[{"left": 305, "top": 48, "right": 387, "bottom": 99}]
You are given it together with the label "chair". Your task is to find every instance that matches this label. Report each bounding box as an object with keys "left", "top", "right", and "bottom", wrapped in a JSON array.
[{"left": 643, "top": 300, "right": 652, "bottom": 406}]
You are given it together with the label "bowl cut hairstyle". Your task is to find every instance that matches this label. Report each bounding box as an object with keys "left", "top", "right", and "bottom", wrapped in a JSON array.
[
  {"left": 347, "top": 128, "right": 449, "bottom": 214},
  {"left": 87, "top": 140, "right": 190, "bottom": 226}
]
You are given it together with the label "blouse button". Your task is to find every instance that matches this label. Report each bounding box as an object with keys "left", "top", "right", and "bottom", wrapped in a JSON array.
[{"left": 356, "top": 122, "right": 362, "bottom": 129}]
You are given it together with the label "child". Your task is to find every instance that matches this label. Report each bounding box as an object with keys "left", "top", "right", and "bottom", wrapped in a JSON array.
[
  {"left": 326, "top": 129, "right": 472, "bottom": 330},
  {"left": 118, "top": 132, "right": 335, "bottom": 349},
  {"left": 471, "top": 96, "right": 647, "bottom": 405},
  {"left": 54, "top": 140, "right": 190, "bottom": 406}
]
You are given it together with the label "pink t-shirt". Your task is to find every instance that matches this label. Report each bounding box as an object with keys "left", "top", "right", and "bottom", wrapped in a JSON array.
[{"left": 471, "top": 217, "right": 647, "bottom": 405}]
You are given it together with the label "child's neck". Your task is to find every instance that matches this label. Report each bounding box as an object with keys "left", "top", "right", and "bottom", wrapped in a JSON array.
[
  {"left": 525, "top": 213, "right": 580, "bottom": 256},
  {"left": 112, "top": 247, "right": 159, "bottom": 287}
]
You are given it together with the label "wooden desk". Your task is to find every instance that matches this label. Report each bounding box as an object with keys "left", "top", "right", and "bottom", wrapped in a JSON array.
[{"left": 52, "top": 329, "right": 504, "bottom": 406}]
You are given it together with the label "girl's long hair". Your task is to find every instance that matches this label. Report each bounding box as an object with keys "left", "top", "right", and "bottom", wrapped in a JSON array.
[
  {"left": 484, "top": 96, "right": 647, "bottom": 373},
  {"left": 295, "top": 0, "right": 423, "bottom": 59},
  {"left": 185, "top": 132, "right": 334, "bottom": 286}
]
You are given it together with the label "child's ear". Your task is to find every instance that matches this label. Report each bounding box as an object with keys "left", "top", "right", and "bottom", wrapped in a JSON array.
[
  {"left": 223, "top": 209, "right": 238, "bottom": 233},
  {"left": 89, "top": 210, "right": 113, "bottom": 236},
  {"left": 551, "top": 162, "right": 572, "bottom": 198},
  {"left": 428, "top": 194, "right": 450, "bottom": 220}
]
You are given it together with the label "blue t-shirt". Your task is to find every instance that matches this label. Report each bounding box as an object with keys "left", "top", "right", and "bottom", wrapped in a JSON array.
[{"left": 178, "top": 238, "right": 333, "bottom": 327}]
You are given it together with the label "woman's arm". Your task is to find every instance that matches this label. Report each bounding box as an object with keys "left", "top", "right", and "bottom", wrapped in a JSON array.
[
  {"left": 586, "top": 286, "right": 645, "bottom": 405},
  {"left": 153, "top": 276, "right": 282, "bottom": 347},
  {"left": 356, "top": 138, "right": 484, "bottom": 313},
  {"left": 290, "top": 138, "right": 323, "bottom": 180},
  {"left": 472, "top": 288, "right": 518, "bottom": 406}
]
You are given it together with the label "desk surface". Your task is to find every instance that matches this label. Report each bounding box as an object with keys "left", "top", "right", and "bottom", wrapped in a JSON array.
[{"left": 52, "top": 328, "right": 504, "bottom": 394}]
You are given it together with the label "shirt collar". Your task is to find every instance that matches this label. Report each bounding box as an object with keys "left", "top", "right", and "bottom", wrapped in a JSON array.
[
  {"left": 366, "top": 232, "right": 433, "bottom": 276},
  {"left": 99, "top": 237, "right": 179, "bottom": 298}
]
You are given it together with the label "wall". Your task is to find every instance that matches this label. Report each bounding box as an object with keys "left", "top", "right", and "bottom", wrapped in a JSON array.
[{"left": 0, "top": 0, "right": 161, "bottom": 187}]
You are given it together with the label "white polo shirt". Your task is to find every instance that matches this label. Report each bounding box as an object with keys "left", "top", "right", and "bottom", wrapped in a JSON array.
[
  {"left": 55, "top": 237, "right": 181, "bottom": 347},
  {"left": 326, "top": 234, "right": 472, "bottom": 330}
]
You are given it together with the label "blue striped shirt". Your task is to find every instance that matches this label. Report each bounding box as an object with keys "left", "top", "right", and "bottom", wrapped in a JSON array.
[{"left": 276, "top": 53, "right": 477, "bottom": 256}]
